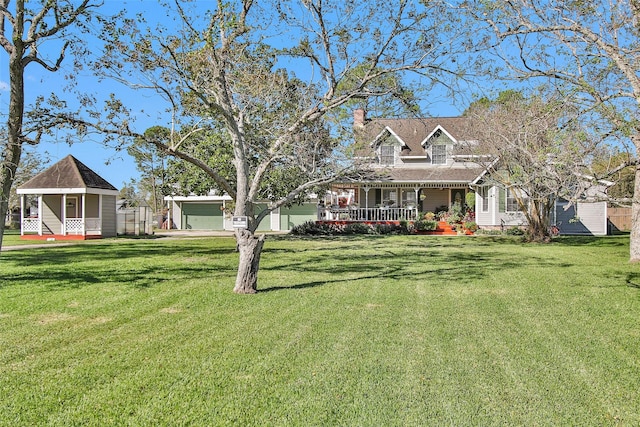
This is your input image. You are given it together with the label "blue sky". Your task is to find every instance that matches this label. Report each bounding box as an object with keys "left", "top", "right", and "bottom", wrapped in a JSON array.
[
  {"left": 0, "top": 1, "right": 468, "bottom": 190},
  {"left": 0, "top": 1, "right": 183, "bottom": 188}
]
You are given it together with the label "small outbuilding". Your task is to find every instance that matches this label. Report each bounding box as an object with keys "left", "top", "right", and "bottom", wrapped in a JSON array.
[
  {"left": 16, "top": 155, "right": 119, "bottom": 240},
  {"left": 116, "top": 198, "right": 154, "bottom": 236}
]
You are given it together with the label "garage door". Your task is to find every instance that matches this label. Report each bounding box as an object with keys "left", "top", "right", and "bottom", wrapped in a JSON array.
[
  {"left": 280, "top": 203, "right": 317, "bottom": 231},
  {"left": 255, "top": 204, "right": 271, "bottom": 232},
  {"left": 182, "top": 203, "right": 223, "bottom": 230}
]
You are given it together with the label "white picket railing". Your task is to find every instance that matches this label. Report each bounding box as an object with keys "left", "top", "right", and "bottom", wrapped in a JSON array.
[{"left": 318, "top": 207, "right": 418, "bottom": 222}]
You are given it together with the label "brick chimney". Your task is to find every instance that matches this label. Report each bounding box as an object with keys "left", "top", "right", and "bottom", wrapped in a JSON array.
[{"left": 353, "top": 108, "right": 366, "bottom": 128}]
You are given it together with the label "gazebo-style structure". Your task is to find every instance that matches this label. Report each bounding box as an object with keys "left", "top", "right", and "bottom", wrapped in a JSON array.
[{"left": 16, "top": 155, "right": 119, "bottom": 240}]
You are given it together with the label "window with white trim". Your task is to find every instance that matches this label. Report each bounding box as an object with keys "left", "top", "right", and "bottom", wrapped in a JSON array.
[
  {"left": 479, "top": 187, "right": 489, "bottom": 212},
  {"left": 506, "top": 188, "right": 519, "bottom": 212},
  {"left": 382, "top": 189, "right": 397, "bottom": 206},
  {"left": 431, "top": 144, "right": 447, "bottom": 164},
  {"left": 379, "top": 144, "right": 395, "bottom": 165},
  {"left": 401, "top": 190, "right": 416, "bottom": 207},
  {"left": 426, "top": 129, "right": 451, "bottom": 165}
]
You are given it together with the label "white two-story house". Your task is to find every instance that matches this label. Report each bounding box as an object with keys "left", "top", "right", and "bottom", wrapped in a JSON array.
[
  {"left": 320, "top": 110, "right": 486, "bottom": 222},
  {"left": 320, "top": 109, "right": 608, "bottom": 235}
]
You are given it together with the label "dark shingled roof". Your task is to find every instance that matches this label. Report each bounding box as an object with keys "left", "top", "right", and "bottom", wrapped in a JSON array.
[
  {"left": 380, "top": 166, "right": 484, "bottom": 183},
  {"left": 356, "top": 116, "right": 475, "bottom": 157},
  {"left": 18, "top": 155, "right": 118, "bottom": 191}
]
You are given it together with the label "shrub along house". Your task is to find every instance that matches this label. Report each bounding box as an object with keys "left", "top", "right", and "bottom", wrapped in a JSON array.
[
  {"left": 16, "top": 155, "right": 119, "bottom": 240},
  {"left": 320, "top": 110, "right": 608, "bottom": 235}
]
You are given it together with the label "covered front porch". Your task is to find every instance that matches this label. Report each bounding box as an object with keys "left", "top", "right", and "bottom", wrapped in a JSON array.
[{"left": 318, "top": 182, "right": 470, "bottom": 223}]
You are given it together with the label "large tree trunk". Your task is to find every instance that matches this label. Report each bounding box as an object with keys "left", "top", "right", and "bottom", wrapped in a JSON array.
[
  {"left": 630, "top": 162, "right": 640, "bottom": 262},
  {"left": 0, "top": 47, "right": 25, "bottom": 253},
  {"left": 526, "top": 217, "right": 551, "bottom": 242},
  {"left": 0, "top": 143, "right": 22, "bottom": 253},
  {"left": 524, "top": 198, "right": 552, "bottom": 243},
  {"left": 233, "top": 229, "right": 266, "bottom": 294}
]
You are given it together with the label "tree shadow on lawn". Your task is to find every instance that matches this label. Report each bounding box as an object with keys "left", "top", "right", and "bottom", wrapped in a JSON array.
[
  {"left": 2, "top": 263, "right": 235, "bottom": 291},
  {"left": 4, "top": 265, "right": 165, "bottom": 290},
  {"left": 2, "top": 241, "right": 235, "bottom": 266},
  {"left": 0, "top": 243, "right": 237, "bottom": 291},
  {"left": 550, "top": 235, "right": 628, "bottom": 247},
  {"left": 259, "top": 240, "right": 571, "bottom": 292}
]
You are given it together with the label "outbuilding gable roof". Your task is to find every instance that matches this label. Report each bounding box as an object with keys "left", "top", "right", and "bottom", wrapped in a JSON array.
[{"left": 18, "top": 155, "right": 118, "bottom": 192}]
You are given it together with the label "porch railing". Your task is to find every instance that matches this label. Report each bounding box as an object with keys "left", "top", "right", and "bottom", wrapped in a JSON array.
[
  {"left": 318, "top": 206, "right": 418, "bottom": 222},
  {"left": 66, "top": 218, "right": 102, "bottom": 234},
  {"left": 85, "top": 218, "right": 102, "bottom": 234},
  {"left": 65, "top": 218, "right": 84, "bottom": 234},
  {"left": 21, "top": 217, "right": 102, "bottom": 235},
  {"left": 22, "top": 217, "right": 40, "bottom": 233}
]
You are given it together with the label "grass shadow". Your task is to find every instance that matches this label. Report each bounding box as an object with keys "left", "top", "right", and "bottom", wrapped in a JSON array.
[
  {"left": 260, "top": 235, "right": 575, "bottom": 292},
  {"left": 551, "top": 235, "right": 628, "bottom": 247},
  {"left": 626, "top": 273, "right": 640, "bottom": 290},
  {"left": 0, "top": 239, "right": 238, "bottom": 291}
]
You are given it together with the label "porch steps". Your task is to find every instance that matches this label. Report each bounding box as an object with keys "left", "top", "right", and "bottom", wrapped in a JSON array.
[{"left": 429, "top": 221, "right": 458, "bottom": 236}]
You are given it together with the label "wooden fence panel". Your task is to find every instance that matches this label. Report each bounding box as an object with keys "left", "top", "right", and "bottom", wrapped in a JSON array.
[{"left": 608, "top": 207, "right": 632, "bottom": 232}]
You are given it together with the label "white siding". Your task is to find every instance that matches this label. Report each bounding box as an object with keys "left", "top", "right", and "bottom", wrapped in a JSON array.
[
  {"left": 475, "top": 186, "right": 493, "bottom": 226},
  {"left": 42, "top": 195, "right": 62, "bottom": 234},
  {"left": 172, "top": 202, "right": 183, "bottom": 229},
  {"left": 475, "top": 185, "right": 526, "bottom": 228},
  {"left": 421, "top": 188, "right": 449, "bottom": 213}
]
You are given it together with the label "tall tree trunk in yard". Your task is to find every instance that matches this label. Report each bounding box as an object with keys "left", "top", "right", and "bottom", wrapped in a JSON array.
[
  {"left": 234, "top": 229, "right": 265, "bottom": 294},
  {"left": 0, "top": 0, "right": 97, "bottom": 253},
  {"left": 525, "top": 198, "right": 552, "bottom": 243},
  {"left": 630, "top": 159, "right": 640, "bottom": 262},
  {"left": 0, "top": 142, "right": 22, "bottom": 252},
  {"left": 0, "top": 46, "right": 25, "bottom": 253}
]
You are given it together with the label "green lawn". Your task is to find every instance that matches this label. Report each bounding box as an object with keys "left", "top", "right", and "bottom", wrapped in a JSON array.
[
  {"left": 0, "top": 234, "right": 638, "bottom": 426},
  {"left": 0, "top": 229, "right": 113, "bottom": 247},
  {"left": 1, "top": 228, "right": 38, "bottom": 246}
]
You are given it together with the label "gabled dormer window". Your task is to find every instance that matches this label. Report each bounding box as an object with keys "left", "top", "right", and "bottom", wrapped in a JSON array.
[{"left": 425, "top": 128, "right": 452, "bottom": 165}]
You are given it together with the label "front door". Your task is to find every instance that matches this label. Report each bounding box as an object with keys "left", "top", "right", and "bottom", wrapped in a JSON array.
[{"left": 65, "top": 197, "right": 78, "bottom": 218}]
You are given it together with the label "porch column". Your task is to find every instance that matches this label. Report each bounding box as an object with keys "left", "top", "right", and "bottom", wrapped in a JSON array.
[
  {"left": 82, "top": 193, "right": 87, "bottom": 236},
  {"left": 363, "top": 186, "right": 370, "bottom": 221},
  {"left": 414, "top": 186, "right": 420, "bottom": 220},
  {"left": 62, "top": 194, "right": 67, "bottom": 235},
  {"left": 363, "top": 186, "right": 370, "bottom": 208},
  {"left": 38, "top": 195, "right": 43, "bottom": 236},
  {"left": 98, "top": 194, "right": 103, "bottom": 235},
  {"left": 20, "top": 194, "right": 24, "bottom": 236}
]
